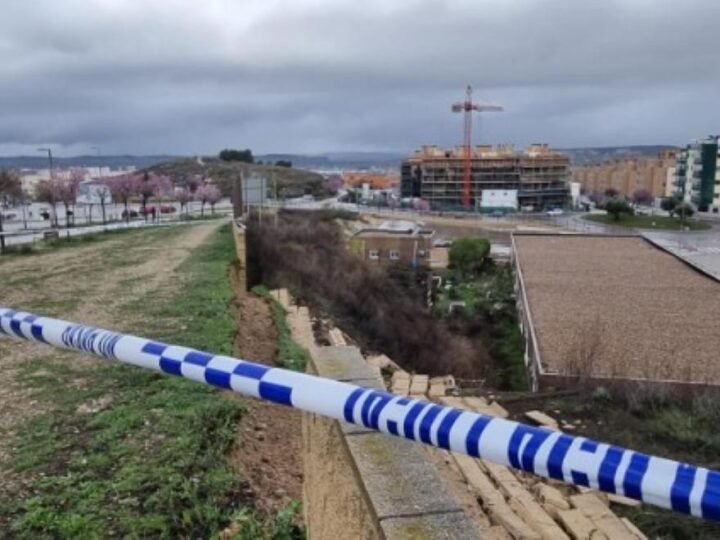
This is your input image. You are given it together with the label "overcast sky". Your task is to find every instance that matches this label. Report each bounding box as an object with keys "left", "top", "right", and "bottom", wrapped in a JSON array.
[{"left": 1, "top": 0, "right": 718, "bottom": 156}]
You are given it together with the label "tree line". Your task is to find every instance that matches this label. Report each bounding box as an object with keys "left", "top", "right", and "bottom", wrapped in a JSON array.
[
  {"left": 218, "top": 148, "right": 292, "bottom": 168},
  {"left": 0, "top": 168, "right": 223, "bottom": 231},
  {"left": 587, "top": 187, "right": 694, "bottom": 222}
]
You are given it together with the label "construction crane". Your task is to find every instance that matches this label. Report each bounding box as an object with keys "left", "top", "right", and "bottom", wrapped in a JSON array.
[{"left": 452, "top": 85, "right": 503, "bottom": 209}]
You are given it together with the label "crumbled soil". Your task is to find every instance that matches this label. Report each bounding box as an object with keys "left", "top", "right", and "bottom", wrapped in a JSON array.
[
  {"left": 228, "top": 290, "right": 303, "bottom": 515},
  {"left": 311, "top": 317, "right": 332, "bottom": 347}
]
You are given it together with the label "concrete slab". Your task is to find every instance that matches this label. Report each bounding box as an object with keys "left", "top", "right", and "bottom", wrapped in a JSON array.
[
  {"left": 346, "top": 432, "right": 462, "bottom": 519},
  {"left": 313, "top": 346, "right": 380, "bottom": 382},
  {"left": 644, "top": 231, "right": 720, "bottom": 282},
  {"left": 381, "top": 510, "right": 484, "bottom": 539}
]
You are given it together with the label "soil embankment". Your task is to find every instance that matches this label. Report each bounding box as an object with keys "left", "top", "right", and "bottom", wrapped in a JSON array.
[{"left": 228, "top": 264, "right": 303, "bottom": 515}]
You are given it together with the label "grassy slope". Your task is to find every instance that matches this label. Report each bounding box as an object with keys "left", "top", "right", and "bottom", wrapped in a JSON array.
[
  {"left": 584, "top": 213, "right": 711, "bottom": 230},
  {"left": 148, "top": 158, "right": 330, "bottom": 200},
  {"left": 0, "top": 225, "right": 301, "bottom": 538},
  {"left": 0, "top": 227, "right": 138, "bottom": 259},
  {"left": 252, "top": 286, "right": 310, "bottom": 372}
]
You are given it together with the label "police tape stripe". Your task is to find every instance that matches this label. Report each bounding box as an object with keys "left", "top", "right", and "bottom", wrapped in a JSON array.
[{"left": 1, "top": 306, "right": 719, "bottom": 521}]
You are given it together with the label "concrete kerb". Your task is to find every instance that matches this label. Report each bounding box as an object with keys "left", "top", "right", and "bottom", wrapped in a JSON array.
[{"left": 305, "top": 344, "right": 483, "bottom": 538}]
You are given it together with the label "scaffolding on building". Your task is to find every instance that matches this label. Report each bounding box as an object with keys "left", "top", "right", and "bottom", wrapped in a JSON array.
[{"left": 401, "top": 144, "right": 570, "bottom": 211}]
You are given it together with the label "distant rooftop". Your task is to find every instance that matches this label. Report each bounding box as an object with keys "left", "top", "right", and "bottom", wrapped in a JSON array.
[
  {"left": 355, "top": 220, "right": 433, "bottom": 238},
  {"left": 514, "top": 235, "right": 720, "bottom": 385}
]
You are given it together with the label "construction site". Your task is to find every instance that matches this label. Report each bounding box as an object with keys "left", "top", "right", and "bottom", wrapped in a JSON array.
[
  {"left": 401, "top": 144, "right": 570, "bottom": 211},
  {"left": 399, "top": 85, "right": 570, "bottom": 212}
]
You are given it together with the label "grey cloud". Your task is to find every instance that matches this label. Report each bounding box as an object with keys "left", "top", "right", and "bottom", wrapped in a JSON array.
[{"left": 0, "top": 0, "right": 719, "bottom": 155}]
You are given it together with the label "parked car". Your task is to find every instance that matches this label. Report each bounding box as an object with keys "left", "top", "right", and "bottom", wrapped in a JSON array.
[
  {"left": 122, "top": 209, "right": 139, "bottom": 219},
  {"left": 546, "top": 208, "right": 564, "bottom": 216},
  {"left": 433, "top": 239, "right": 453, "bottom": 248},
  {"left": 160, "top": 205, "right": 177, "bottom": 214}
]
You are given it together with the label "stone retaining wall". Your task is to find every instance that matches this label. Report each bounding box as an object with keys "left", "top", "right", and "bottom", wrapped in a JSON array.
[{"left": 274, "top": 290, "right": 481, "bottom": 539}]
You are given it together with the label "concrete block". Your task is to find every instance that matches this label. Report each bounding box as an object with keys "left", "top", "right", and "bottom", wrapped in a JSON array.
[
  {"left": 366, "top": 354, "right": 400, "bottom": 371},
  {"left": 391, "top": 370, "right": 411, "bottom": 395},
  {"left": 345, "top": 432, "right": 462, "bottom": 519},
  {"left": 525, "top": 410, "right": 559, "bottom": 430},
  {"left": 328, "top": 327, "right": 347, "bottom": 346},
  {"left": 410, "top": 374, "right": 430, "bottom": 396},
  {"left": 381, "top": 510, "right": 484, "bottom": 540},
  {"left": 313, "top": 346, "right": 380, "bottom": 382}
]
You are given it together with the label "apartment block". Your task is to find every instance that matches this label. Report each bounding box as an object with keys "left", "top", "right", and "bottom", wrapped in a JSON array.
[
  {"left": 572, "top": 150, "right": 677, "bottom": 199},
  {"left": 401, "top": 144, "right": 569, "bottom": 211},
  {"left": 674, "top": 136, "right": 719, "bottom": 212}
]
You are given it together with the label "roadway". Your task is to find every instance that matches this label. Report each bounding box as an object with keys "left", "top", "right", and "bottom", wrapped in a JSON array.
[{"left": 1, "top": 200, "right": 233, "bottom": 247}]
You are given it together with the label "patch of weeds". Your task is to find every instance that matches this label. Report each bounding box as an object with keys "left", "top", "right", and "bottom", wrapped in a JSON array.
[
  {"left": 493, "top": 318, "right": 528, "bottom": 391},
  {"left": 22, "top": 296, "right": 82, "bottom": 318},
  {"left": 510, "top": 393, "right": 720, "bottom": 539},
  {"left": 435, "top": 264, "right": 528, "bottom": 390},
  {"left": 0, "top": 244, "right": 35, "bottom": 256},
  {"left": 252, "top": 285, "right": 310, "bottom": 371},
  {"left": 0, "top": 224, "right": 190, "bottom": 265},
  {"left": 228, "top": 500, "right": 305, "bottom": 540},
  {"left": 0, "top": 223, "right": 257, "bottom": 538}
]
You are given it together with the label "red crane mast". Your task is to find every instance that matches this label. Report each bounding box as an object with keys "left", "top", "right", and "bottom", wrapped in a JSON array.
[{"left": 451, "top": 85, "right": 503, "bottom": 209}]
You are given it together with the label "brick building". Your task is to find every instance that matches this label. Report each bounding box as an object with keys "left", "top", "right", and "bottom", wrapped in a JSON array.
[
  {"left": 349, "top": 221, "right": 434, "bottom": 267},
  {"left": 572, "top": 151, "right": 677, "bottom": 199}
]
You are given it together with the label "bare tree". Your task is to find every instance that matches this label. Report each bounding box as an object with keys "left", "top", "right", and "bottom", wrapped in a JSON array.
[
  {"left": 563, "top": 315, "right": 606, "bottom": 387},
  {"left": 96, "top": 183, "right": 111, "bottom": 225},
  {"left": 0, "top": 169, "right": 22, "bottom": 253}
]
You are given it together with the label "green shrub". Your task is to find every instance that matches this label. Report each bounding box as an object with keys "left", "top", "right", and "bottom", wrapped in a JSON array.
[{"left": 448, "top": 237, "right": 490, "bottom": 277}]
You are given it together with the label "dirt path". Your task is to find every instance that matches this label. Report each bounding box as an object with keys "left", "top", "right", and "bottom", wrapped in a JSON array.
[
  {"left": 0, "top": 223, "right": 221, "bottom": 489},
  {"left": 228, "top": 283, "right": 304, "bottom": 515}
]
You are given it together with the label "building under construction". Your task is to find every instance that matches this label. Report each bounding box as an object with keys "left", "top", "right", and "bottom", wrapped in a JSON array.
[{"left": 401, "top": 144, "right": 570, "bottom": 211}]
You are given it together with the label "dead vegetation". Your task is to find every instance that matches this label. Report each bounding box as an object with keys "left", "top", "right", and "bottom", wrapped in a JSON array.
[{"left": 246, "top": 211, "right": 486, "bottom": 379}]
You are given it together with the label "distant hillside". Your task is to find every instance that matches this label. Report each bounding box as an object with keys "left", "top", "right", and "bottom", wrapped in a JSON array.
[
  {"left": 0, "top": 146, "right": 680, "bottom": 174},
  {"left": 560, "top": 145, "right": 678, "bottom": 166},
  {"left": 0, "top": 155, "right": 176, "bottom": 170},
  {"left": 147, "top": 157, "right": 330, "bottom": 199},
  {"left": 257, "top": 151, "right": 404, "bottom": 170}
]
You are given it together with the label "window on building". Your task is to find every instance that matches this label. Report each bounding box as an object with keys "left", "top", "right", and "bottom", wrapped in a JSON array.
[
  {"left": 368, "top": 250, "right": 380, "bottom": 260},
  {"left": 389, "top": 250, "right": 401, "bottom": 260}
]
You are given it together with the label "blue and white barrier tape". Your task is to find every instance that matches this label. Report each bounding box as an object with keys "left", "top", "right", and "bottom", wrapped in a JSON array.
[{"left": 1, "top": 305, "right": 719, "bottom": 521}]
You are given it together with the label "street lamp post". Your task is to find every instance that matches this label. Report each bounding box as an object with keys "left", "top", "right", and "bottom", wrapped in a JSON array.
[
  {"left": 91, "top": 146, "right": 101, "bottom": 178},
  {"left": 20, "top": 189, "right": 28, "bottom": 229},
  {"left": 37, "top": 148, "right": 53, "bottom": 173},
  {"left": 37, "top": 148, "right": 56, "bottom": 227}
]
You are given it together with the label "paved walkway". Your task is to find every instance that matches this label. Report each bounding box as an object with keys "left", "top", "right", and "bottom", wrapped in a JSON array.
[{"left": 644, "top": 231, "right": 720, "bottom": 281}]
